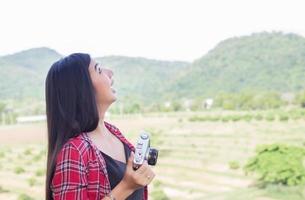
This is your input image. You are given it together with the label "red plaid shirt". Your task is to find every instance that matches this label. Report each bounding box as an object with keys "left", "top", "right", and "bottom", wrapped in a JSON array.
[{"left": 51, "top": 121, "right": 148, "bottom": 200}]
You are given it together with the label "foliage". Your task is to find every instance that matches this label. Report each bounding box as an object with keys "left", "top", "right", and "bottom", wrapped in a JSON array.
[
  {"left": 151, "top": 180, "right": 170, "bottom": 200},
  {"left": 18, "top": 193, "right": 35, "bottom": 200},
  {"left": 35, "top": 168, "right": 45, "bottom": 177},
  {"left": 229, "top": 161, "right": 240, "bottom": 170},
  {"left": 295, "top": 91, "right": 305, "bottom": 108},
  {"left": 279, "top": 114, "right": 289, "bottom": 121},
  {"left": 214, "top": 91, "right": 284, "bottom": 110},
  {"left": 171, "top": 32, "right": 305, "bottom": 98},
  {"left": 24, "top": 148, "right": 32, "bottom": 155},
  {"left": 0, "top": 151, "right": 5, "bottom": 158},
  {"left": 14, "top": 166, "right": 25, "bottom": 174},
  {"left": 27, "top": 177, "right": 37, "bottom": 187},
  {"left": 244, "top": 144, "right": 305, "bottom": 186},
  {"left": 265, "top": 114, "right": 275, "bottom": 121},
  {"left": 0, "top": 185, "right": 9, "bottom": 193}
]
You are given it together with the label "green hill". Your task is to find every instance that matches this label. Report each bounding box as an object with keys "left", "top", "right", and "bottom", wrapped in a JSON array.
[
  {"left": 2, "top": 32, "right": 305, "bottom": 109},
  {"left": 95, "top": 56, "right": 189, "bottom": 104},
  {"left": 169, "top": 32, "right": 305, "bottom": 98},
  {"left": 0, "top": 48, "right": 189, "bottom": 104},
  {"left": 0, "top": 47, "right": 61, "bottom": 100}
]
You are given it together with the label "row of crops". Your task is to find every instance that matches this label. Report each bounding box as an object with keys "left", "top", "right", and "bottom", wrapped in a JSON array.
[{"left": 189, "top": 109, "right": 305, "bottom": 122}]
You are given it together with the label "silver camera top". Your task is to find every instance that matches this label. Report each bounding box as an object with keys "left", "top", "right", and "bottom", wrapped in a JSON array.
[{"left": 133, "top": 131, "right": 158, "bottom": 170}]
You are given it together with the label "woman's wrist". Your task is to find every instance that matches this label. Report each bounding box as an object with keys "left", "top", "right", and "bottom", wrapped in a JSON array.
[
  {"left": 105, "top": 192, "right": 116, "bottom": 200},
  {"left": 110, "top": 180, "right": 134, "bottom": 200}
]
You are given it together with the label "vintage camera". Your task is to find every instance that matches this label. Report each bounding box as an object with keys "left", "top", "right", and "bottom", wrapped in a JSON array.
[{"left": 132, "top": 131, "right": 158, "bottom": 170}]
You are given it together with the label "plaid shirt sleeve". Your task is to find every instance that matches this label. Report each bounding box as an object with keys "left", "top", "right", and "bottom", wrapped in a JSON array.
[{"left": 51, "top": 142, "right": 89, "bottom": 200}]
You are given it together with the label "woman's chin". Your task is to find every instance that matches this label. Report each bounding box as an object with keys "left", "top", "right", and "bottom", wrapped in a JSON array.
[
  {"left": 111, "top": 88, "right": 117, "bottom": 99},
  {"left": 110, "top": 93, "right": 117, "bottom": 102}
]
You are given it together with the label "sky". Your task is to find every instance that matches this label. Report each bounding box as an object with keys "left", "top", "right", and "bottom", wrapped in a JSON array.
[{"left": 0, "top": 0, "right": 305, "bottom": 61}]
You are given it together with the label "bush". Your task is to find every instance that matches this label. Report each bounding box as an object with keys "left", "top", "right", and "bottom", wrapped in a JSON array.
[
  {"left": 221, "top": 116, "right": 231, "bottom": 122},
  {"left": 24, "top": 148, "right": 32, "bottom": 155},
  {"left": 291, "top": 114, "right": 302, "bottom": 120},
  {"left": 18, "top": 193, "right": 35, "bottom": 200},
  {"left": 0, "top": 185, "right": 9, "bottom": 193},
  {"left": 189, "top": 115, "right": 207, "bottom": 122},
  {"left": 14, "top": 166, "right": 25, "bottom": 174},
  {"left": 0, "top": 151, "right": 5, "bottom": 158},
  {"left": 151, "top": 180, "right": 170, "bottom": 200},
  {"left": 215, "top": 92, "right": 284, "bottom": 110},
  {"left": 208, "top": 116, "right": 221, "bottom": 122},
  {"left": 27, "top": 177, "right": 37, "bottom": 187},
  {"left": 35, "top": 168, "right": 45, "bottom": 176},
  {"left": 295, "top": 91, "right": 305, "bottom": 108},
  {"left": 151, "top": 189, "right": 170, "bottom": 200},
  {"left": 279, "top": 114, "right": 289, "bottom": 121},
  {"left": 254, "top": 114, "right": 263, "bottom": 121},
  {"left": 229, "top": 161, "right": 240, "bottom": 170},
  {"left": 32, "top": 154, "right": 42, "bottom": 161},
  {"left": 231, "top": 115, "right": 242, "bottom": 122},
  {"left": 243, "top": 114, "right": 253, "bottom": 122},
  {"left": 244, "top": 144, "right": 305, "bottom": 186},
  {"left": 265, "top": 114, "right": 275, "bottom": 121}
]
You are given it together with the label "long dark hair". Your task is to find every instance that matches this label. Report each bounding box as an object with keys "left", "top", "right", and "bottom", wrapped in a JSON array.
[{"left": 45, "top": 53, "right": 99, "bottom": 200}]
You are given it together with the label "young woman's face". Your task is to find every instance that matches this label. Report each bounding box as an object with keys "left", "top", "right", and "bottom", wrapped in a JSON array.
[{"left": 88, "top": 59, "right": 117, "bottom": 106}]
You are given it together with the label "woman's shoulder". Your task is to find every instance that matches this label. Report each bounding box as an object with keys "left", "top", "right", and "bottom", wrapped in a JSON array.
[
  {"left": 57, "top": 133, "right": 93, "bottom": 163},
  {"left": 65, "top": 133, "right": 91, "bottom": 151}
]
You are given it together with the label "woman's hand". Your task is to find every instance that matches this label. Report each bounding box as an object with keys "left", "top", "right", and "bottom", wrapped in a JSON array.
[
  {"left": 105, "top": 151, "right": 156, "bottom": 200},
  {"left": 121, "top": 151, "right": 156, "bottom": 191}
]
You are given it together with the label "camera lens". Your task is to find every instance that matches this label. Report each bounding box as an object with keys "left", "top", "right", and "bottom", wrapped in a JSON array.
[{"left": 148, "top": 148, "right": 158, "bottom": 165}]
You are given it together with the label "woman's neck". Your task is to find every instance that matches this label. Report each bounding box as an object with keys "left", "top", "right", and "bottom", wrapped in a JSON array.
[{"left": 93, "top": 104, "right": 110, "bottom": 137}]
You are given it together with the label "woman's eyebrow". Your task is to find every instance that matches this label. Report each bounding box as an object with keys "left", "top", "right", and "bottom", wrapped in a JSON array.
[{"left": 94, "top": 63, "right": 98, "bottom": 71}]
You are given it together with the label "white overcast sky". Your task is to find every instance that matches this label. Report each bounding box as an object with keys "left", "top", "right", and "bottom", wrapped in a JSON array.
[{"left": 0, "top": 0, "right": 304, "bottom": 61}]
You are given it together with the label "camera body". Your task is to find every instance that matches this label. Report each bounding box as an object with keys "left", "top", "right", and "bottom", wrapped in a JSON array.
[{"left": 132, "top": 131, "right": 158, "bottom": 170}]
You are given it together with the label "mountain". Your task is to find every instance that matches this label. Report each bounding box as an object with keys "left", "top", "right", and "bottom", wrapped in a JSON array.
[
  {"left": 168, "top": 32, "right": 305, "bottom": 98},
  {"left": 95, "top": 56, "right": 189, "bottom": 104},
  {"left": 0, "top": 47, "right": 62, "bottom": 100},
  {"left": 1, "top": 32, "right": 305, "bottom": 107},
  {"left": 0, "top": 48, "right": 189, "bottom": 103}
]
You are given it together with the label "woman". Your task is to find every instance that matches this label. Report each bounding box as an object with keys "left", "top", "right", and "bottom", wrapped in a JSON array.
[{"left": 45, "top": 53, "right": 155, "bottom": 200}]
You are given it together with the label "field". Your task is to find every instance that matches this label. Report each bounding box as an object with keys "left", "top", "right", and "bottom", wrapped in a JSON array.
[{"left": 0, "top": 111, "right": 305, "bottom": 200}]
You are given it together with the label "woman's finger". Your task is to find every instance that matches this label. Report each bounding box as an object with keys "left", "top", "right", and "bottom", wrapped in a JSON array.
[{"left": 136, "top": 161, "right": 149, "bottom": 175}]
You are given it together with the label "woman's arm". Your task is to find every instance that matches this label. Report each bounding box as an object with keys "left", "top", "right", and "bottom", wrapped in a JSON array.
[
  {"left": 101, "top": 180, "right": 133, "bottom": 200},
  {"left": 51, "top": 143, "right": 89, "bottom": 200}
]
